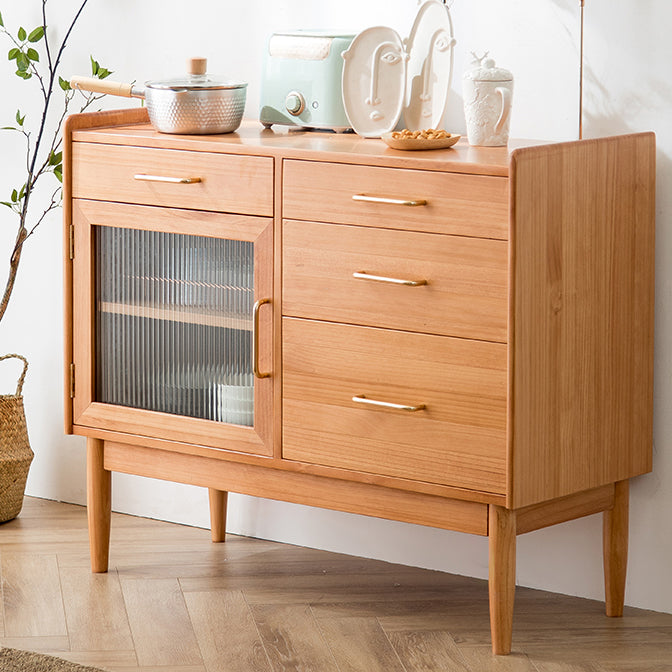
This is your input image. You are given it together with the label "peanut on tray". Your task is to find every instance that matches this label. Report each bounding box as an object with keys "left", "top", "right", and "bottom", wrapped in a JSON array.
[{"left": 391, "top": 128, "right": 451, "bottom": 140}]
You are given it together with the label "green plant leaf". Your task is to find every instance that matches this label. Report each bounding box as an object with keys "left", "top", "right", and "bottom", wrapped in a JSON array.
[
  {"left": 54, "top": 167, "right": 63, "bottom": 183},
  {"left": 16, "top": 52, "right": 29, "bottom": 72},
  {"left": 18, "top": 183, "right": 26, "bottom": 200},
  {"left": 8, "top": 47, "right": 20, "bottom": 60},
  {"left": 90, "top": 56, "right": 113, "bottom": 80},
  {"left": 11, "top": 189, "right": 18, "bottom": 202},
  {"left": 48, "top": 150, "right": 63, "bottom": 166},
  {"left": 15, "top": 70, "right": 31, "bottom": 80},
  {"left": 1, "top": 126, "right": 17, "bottom": 131},
  {"left": 27, "top": 26, "right": 44, "bottom": 42},
  {"left": 1, "top": 202, "right": 15, "bottom": 209},
  {"left": 17, "top": 26, "right": 26, "bottom": 41},
  {"left": 26, "top": 47, "right": 39, "bottom": 62},
  {"left": 0, "top": 11, "right": 4, "bottom": 28},
  {"left": 15, "top": 110, "right": 25, "bottom": 126},
  {"left": 59, "top": 76, "right": 71, "bottom": 91}
]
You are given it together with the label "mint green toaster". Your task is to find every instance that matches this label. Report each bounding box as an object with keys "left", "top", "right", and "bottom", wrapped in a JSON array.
[{"left": 259, "top": 30, "right": 355, "bottom": 132}]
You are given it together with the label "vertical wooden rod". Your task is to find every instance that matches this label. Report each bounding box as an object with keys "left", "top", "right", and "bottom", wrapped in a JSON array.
[
  {"left": 604, "top": 479, "right": 629, "bottom": 617},
  {"left": 87, "top": 438, "right": 111, "bottom": 573},
  {"left": 489, "top": 505, "right": 517, "bottom": 655},
  {"left": 579, "top": 0, "right": 585, "bottom": 139}
]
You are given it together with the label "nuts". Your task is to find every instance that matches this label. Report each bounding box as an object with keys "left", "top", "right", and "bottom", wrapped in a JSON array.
[{"left": 391, "top": 128, "right": 451, "bottom": 140}]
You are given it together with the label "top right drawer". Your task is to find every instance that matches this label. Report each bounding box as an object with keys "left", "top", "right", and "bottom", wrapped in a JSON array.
[{"left": 282, "top": 159, "right": 509, "bottom": 240}]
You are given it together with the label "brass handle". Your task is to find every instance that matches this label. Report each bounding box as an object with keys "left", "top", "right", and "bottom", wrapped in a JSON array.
[
  {"left": 353, "top": 271, "right": 427, "bottom": 287},
  {"left": 352, "top": 394, "right": 425, "bottom": 412},
  {"left": 253, "top": 298, "right": 272, "bottom": 379},
  {"left": 134, "top": 174, "right": 202, "bottom": 184},
  {"left": 352, "top": 194, "right": 427, "bottom": 207}
]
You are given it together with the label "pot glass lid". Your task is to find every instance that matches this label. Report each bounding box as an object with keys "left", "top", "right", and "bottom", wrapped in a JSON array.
[
  {"left": 147, "top": 57, "right": 247, "bottom": 91},
  {"left": 146, "top": 76, "right": 247, "bottom": 91}
]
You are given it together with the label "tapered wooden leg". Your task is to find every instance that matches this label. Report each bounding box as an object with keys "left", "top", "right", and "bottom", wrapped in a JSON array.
[
  {"left": 489, "top": 504, "right": 516, "bottom": 655},
  {"left": 208, "top": 488, "right": 228, "bottom": 543},
  {"left": 87, "top": 438, "right": 111, "bottom": 573},
  {"left": 604, "top": 479, "right": 629, "bottom": 617}
]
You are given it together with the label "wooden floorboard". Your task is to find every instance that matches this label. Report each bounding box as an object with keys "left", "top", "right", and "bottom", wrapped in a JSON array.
[{"left": 0, "top": 497, "right": 670, "bottom": 671}]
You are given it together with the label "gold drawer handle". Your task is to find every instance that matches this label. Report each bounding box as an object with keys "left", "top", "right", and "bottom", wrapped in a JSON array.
[
  {"left": 134, "top": 174, "right": 202, "bottom": 184},
  {"left": 253, "top": 298, "right": 272, "bottom": 379},
  {"left": 352, "top": 394, "right": 426, "bottom": 413},
  {"left": 352, "top": 194, "right": 427, "bottom": 207},
  {"left": 353, "top": 271, "right": 427, "bottom": 287}
]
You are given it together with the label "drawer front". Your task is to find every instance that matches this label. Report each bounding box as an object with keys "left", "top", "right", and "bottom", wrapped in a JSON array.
[
  {"left": 282, "top": 318, "right": 507, "bottom": 494},
  {"left": 72, "top": 142, "right": 273, "bottom": 216},
  {"left": 283, "top": 220, "right": 508, "bottom": 342},
  {"left": 282, "top": 159, "right": 509, "bottom": 239}
]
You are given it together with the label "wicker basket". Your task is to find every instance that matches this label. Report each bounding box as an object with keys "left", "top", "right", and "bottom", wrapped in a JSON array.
[{"left": 0, "top": 354, "right": 34, "bottom": 523}]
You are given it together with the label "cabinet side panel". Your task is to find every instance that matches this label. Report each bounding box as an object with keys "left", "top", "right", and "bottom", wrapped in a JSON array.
[{"left": 509, "top": 133, "right": 655, "bottom": 508}]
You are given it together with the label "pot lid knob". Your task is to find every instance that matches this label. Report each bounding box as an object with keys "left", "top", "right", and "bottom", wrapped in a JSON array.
[{"left": 188, "top": 57, "right": 208, "bottom": 76}]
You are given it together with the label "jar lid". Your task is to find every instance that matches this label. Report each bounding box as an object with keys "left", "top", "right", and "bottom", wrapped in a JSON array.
[{"left": 464, "top": 54, "right": 512, "bottom": 82}]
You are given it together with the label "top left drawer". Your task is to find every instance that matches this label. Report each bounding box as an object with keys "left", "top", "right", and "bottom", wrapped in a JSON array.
[{"left": 71, "top": 143, "right": 274, "bottom": 217}]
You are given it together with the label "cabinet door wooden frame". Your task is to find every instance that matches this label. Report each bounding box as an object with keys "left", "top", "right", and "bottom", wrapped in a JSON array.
[{"left": 71, "top": 198, "right": 274, "bottom": 457}]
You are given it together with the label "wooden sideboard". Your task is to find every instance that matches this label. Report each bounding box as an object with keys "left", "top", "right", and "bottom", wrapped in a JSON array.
[{"left": 63, "top": 108, "right": 655, "bottom": 655}]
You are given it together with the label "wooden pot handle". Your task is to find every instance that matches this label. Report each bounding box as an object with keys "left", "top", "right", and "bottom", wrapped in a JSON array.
[
  {"left": 0, "top": 353, "right": 28, "bottom": 396},
  {"left": 70, "top": 76, "right": 135, "bottom": 98}
]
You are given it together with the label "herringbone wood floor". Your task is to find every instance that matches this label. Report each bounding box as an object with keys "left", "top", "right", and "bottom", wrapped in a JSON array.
[{"left": 0, "top": 497, "right": 670, "bottom": 671}]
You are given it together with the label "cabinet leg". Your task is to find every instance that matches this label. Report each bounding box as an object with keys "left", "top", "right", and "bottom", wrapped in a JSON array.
[
  {"left": 208, "top": 488, "right": 228, "bottom": 543},
  {"left": 87, "top": 438, "right": 111, "bottom": 573},
  {"left": 604, "top": 479, "right": 629, "bottom": 617},
  {"left": 489, "top": 505, "right": 516, "bottom": 655}
]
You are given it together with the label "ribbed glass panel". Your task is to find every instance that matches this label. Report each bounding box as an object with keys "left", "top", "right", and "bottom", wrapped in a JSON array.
[{"left": 94, "top": 226, "right": 254, "bottom": 426}]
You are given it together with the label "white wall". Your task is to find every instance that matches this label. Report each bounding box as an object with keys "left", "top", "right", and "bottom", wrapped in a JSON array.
[{"left": 1, "top": 0, "right": 670, "bottom": 615}]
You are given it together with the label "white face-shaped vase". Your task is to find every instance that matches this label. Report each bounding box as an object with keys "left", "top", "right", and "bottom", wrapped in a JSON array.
[{"left": 463, "top": 55, "right": 514, "bottom": 147}]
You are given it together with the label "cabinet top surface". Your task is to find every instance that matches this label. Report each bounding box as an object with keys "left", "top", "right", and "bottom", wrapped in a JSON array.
[{"left": 68, "top": 109, "right": 555, "bottom": 177}]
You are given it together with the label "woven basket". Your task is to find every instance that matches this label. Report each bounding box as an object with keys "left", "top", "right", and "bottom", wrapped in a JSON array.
[{"left": 0, "top": 354, "right": 34, "bottom": 523}]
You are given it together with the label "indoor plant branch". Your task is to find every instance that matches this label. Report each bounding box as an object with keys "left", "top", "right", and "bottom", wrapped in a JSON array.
[{"left": 0, "top": 0, "right": 111, "bottom": 324}]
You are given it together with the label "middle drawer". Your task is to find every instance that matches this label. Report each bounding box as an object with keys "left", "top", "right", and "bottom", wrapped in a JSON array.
[{"left": 283, "top": 220, "right": 508, "bottom": 342}]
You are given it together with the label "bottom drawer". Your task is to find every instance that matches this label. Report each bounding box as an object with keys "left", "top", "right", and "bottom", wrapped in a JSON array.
[{"left": 282, "top": 318, "right": 507, "bottom": 493}]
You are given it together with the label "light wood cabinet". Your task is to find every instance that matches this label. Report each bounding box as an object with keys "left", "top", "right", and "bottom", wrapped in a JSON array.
[{"left": 64, "top": 108, "right": 655, "bottom": 655}]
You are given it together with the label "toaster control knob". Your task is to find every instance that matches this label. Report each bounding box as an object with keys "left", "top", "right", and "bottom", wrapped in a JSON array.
[{"left": 285, "top": 91, "right": 305, "bottom": 116}]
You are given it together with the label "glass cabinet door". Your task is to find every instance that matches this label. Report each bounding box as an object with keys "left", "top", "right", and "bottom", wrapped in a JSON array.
[
  {"left": 72, "top": 200, "right": 273, "bottom": 456},
  {"left": 96, "top": 228, "right": 254, "bottom": 425}
]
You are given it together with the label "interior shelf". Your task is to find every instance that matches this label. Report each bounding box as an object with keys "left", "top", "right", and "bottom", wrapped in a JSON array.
[{"left": 98, "top": 300, "right": 253, "bottom": 331}]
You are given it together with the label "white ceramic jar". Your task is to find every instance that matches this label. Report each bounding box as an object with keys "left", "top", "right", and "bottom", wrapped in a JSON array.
[{"left": 463, "top": 54, "right": 513, "bottom": 146}]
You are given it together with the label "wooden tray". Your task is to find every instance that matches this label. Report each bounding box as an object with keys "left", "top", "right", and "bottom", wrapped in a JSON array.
[{"left": 381, "top": 132, "right": 461, "bottom": 151}]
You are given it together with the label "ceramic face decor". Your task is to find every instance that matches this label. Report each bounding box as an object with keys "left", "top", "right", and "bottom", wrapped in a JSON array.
[{"left": 342, "top": 0, "right": 456, "bottom": 137}]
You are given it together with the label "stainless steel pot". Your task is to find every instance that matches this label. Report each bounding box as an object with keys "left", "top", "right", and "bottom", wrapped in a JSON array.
[{"left": 71, "top": 58, "right": 247, "bottom": 134}]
